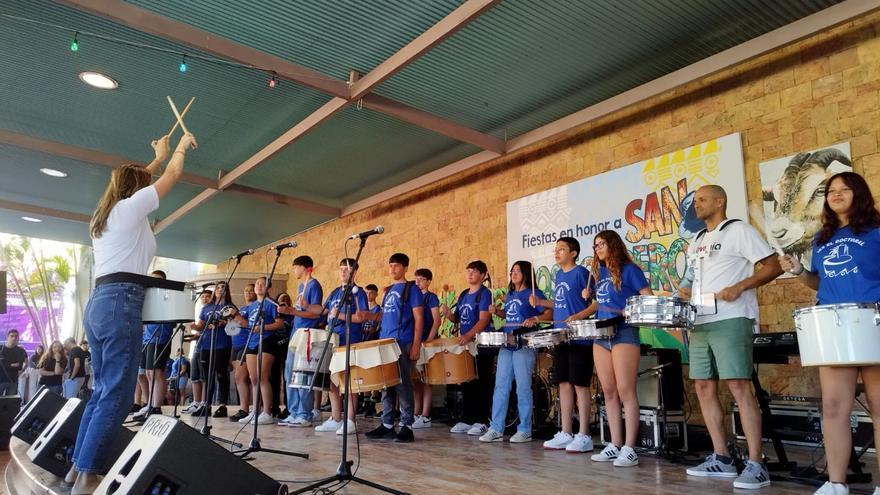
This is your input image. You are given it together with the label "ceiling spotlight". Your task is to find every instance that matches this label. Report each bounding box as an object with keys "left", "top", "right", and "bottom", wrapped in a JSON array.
[
  {"left": 21, "top": 216, "right": 42, "bottom": 223},
  {"left": 40, "top": 168, "right": 68, "bottom": 178},
  {"left": 78, "top": 71, "right": 119, "bottom": 90}
]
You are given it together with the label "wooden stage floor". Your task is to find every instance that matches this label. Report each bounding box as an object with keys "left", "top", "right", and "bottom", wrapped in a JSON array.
[{"left": 4, "top": 406, "right": 878, "bottom": 494}]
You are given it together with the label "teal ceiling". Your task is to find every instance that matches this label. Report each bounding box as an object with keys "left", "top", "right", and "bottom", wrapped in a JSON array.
[{"left": 0, "top": 0, "right": 844, "bottom": 263}]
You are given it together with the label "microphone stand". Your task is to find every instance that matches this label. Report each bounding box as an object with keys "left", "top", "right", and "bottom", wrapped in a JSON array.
[
  {"left": 234, "top": 246, "right": 308, "bottom": 461},
  {"left": 293, "top": 235, "right": 408, "bottom": 495}
]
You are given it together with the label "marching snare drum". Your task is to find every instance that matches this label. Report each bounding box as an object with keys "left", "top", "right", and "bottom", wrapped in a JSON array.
[
  {"left": 142, "top": 282, "right": 196, "bottom": 323},
  {"left": 522, "top": 328, "right": 568, "bottom": 349},
  {"left": 289, "top": 328, "right": 337, "bottom": 391},
  {"left": 794, "top": 303, "right": 880, "bottom": 367},
  {"left": 330, "top": 338, "right": 402, "bottom": 394},
  {"left": 567, "top": 319, "right": 616, "bottom": 341},
  {"left": 423, "top": 338, "right": 478, "bottom": 385},
  {"left": 476, "top": 332, "right": 518, "bottom": 348},
  {"left": 624, "top": 295, "right": 696, "bottom": 328}
]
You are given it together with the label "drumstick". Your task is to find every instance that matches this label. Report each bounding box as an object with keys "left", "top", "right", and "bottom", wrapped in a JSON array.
[
  {"left": 166, "top": 96, "right": 190, "bottom": 135},
  {"left": 530, "top": 263, "right": 536, "bottom": 299},
  {"left": 167, "top": 97, "right": 195, "bottom": 135}
]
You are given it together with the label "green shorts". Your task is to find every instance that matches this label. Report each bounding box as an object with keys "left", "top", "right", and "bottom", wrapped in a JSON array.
[{"left": 688, "top": 317, "right": 754, "bottom": 380}]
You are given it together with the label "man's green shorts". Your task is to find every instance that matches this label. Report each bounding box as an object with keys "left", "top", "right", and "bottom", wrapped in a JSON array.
[{"left": 688, "top": 317, "right": 754, "bottom": 380}]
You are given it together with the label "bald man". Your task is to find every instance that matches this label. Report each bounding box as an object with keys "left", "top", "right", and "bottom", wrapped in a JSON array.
[{"left": 679, "top": 185, "right": 782, "bottom": 489}]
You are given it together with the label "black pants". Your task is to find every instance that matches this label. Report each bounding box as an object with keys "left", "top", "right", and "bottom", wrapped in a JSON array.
[
  {"left": 200, "top": 348, "right": 230, "bottom": 405},
  {"left": 269, "top": 333, "right": 288, "bottom": 411},
  {"left": 461, "top": 349, "right": 496, "bottom": 425}
]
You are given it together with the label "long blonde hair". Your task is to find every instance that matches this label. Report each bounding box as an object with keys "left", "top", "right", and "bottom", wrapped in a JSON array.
[{"left": 90, "top": 164, "right": 152, "bottom": 238}]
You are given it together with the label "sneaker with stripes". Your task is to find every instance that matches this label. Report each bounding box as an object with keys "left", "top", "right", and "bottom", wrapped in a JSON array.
[
  {"left": 733, "top": 460, "right": 771, "bottom": 489},
  {"left": 590, "top": 443, "right": 619, "bottom": 462},
  {"left": 686, "top": 453, "right": 738, "bottom": 478},
  {"left": 613, "top": 445, "right": 639, "bottom": 467}
]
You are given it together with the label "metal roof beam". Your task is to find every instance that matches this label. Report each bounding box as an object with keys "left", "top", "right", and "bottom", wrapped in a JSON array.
[{"left": 0, "top": 199, "right": 91, "bottom": 223}]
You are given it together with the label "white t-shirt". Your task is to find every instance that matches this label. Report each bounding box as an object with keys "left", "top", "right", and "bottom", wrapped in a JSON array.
[
  {"left": 92, "top": 185, "right": 159, "bottom": 278},
  {"left": 687, "top": 219, "right": 773, "bottom": 325}
]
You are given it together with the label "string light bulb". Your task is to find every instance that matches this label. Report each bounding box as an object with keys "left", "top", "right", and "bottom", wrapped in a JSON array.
[
  {"left": 179, "top": 54, "right": 187, "bottom": 73},
  {"left": 268, "top": 72, "right": 277, "bottom": 88},
  {"left": 70, "top": 32, "right": 79, "bottom": 52}
]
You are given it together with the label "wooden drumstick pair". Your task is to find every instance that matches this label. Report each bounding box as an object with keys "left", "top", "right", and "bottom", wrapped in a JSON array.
[{"left": 166, "top": 96, "right": 195, "bottom": 136}]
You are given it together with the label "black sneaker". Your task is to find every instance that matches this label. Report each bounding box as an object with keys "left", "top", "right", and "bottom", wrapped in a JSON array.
[
  {"left": 278, "top": 409, "right": 290, "bottom": 420},
  {"left": 130, "top": 403, "right": 144, "bottom": 413},
  {"left": 190, "top": 405, "right": 209, "bottom": 417},
  {"left": 131, "top": 407, "right": 162, "bottom": 423},
  {"left": 212, "top": 405, "right": 228, "bottom": 418},
  {"left": 365, "top": 424, "right": 397, "bottom": 440},
  {"left": 394, "top": 426, "right": 414, "bottom": 443},
  {"left": 229, "top": 409, "right": 249, "bottom": 422},
  {"left": 363, "top": 402, "right": 376, "bottom": 418}
]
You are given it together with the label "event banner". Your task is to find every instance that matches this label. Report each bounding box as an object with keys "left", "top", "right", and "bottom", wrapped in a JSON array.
[{"left": 506, "top": 133, "right": 748, "bottom": 357}]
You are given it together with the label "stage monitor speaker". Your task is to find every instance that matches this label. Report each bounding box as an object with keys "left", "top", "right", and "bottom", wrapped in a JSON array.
[
  {"left": 0, "top": 394, "right": 20, "bottom": 450},
  {"left": 27, "top": 397, "right": 134, "bottom": 477},
  {"left": 637, "top": 347, "right": 683, "bottom": 411},
  {"left": 96, "top": 415, "right": 286, "bottom": 495},
  {"left": 13, "top": 387, "right": 64, "bottom": 445}
]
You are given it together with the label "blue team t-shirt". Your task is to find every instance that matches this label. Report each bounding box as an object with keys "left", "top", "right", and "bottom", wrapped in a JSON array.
[
  {"left": 197, "top": 303, "right": 233, "bottom": 351},
  {"left": 554, "top": 265, "right": 591, "bottom": 345},
  {"left": 421, "top": 291, "right": 440, "bottom": 341},
  {"left": 169, "top": 356, "right": 188, "bottom": 378},
  {"left": 457, "top": 286, "right": 493, "bottom": 334},
  {"left": 323, "top": 286, "right": 369, "bottom": 345},
  {"left": 362, "top": 305, "right": 382, "bottom": 336},
  {"left": 379, "top": 282, "right": 425, "bottom": 343},
  {"left": 591, "top": 263, "right": 649, "bottom": 320},
  {"left": 811, "top": 226, "right": 880, "bottom": 305},
  {"left": 238, "top": 299, "right": 280, "bottom": 350},
  {"left": 143, "top": 323, "right": 174, "bottom": 345},
  {"left": 504, "top": 288, "right": 546, "bottom": 330},
  {"left": 293, "top": 279, "right": 324, "bottom": 334}
]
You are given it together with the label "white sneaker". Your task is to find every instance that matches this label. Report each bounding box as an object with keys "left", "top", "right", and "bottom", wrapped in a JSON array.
[
  {"left": 450, "top": 422, "right": 471, "bottom": 434},
  {"left": 335, "top": 419, "right": 356, "bottom": 435},
  {"left": 871, "top": 486, "right": 879, "bottom": 495},
  {"left": 277, "top": 417, "right": 296, "bottom": 427},
  {"left": 613, "top": 445, "right": 639, "bottom": 467},
  {"left": 814, "top": 482, "right": 849, "bottom": 495},
  {"left": 181, "top": 403, "right": 197, "bottom": 414},
  {"left": 237, "top": 411, "right": 255, "bottom": 424},
  {"left": 467, "top": 423, "right": 488, "bottom": 436},
  {"left": 137, "top": 404, "right": 150, "bottom": 414},
  {"left": 565, "top": 433, "right": 594, "bottom": 453},
  {"left": 290, "top": 417, "right": 312, "bottom": 427},
  {"left": 479, "top": 429, "right": 503, "bottom": 442},
  {"left": 411, "top": 416, "right": 432, "bottom": 429},
  {"left": 315, "top": 418, "right": 342, "bottom": 432},
  {"left": 543, "top": 431, "right": 574, "bottom": 450},
  {"left": 591, "top": 443, "right": 620, "bottom": 462},
  {"left": 509, "top": 431, "right": 532, "bottom": 443},
  {"left": 256, "top": 412, "right": 275, "bottom": 425}
]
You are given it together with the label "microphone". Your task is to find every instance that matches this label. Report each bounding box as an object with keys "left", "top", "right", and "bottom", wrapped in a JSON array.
[
  {"left": 348, "top": 225, "right": 384, "bottom": 240},
  {"left": 229, "top": 249, "right": 254, "bottom": 260},
  {"left": 274, "top": 240, "right": 298, "bottom": 251}
]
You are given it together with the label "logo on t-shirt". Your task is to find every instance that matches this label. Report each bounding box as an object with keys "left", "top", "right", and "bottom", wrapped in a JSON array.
[
  {"left": 821, "top": 241, "right": 860, "bottom": 278},
  {"left": 459, "top": 304, "right": 474, "bottom": 324},
  {"left": 554, "top": 282, "right": 570, "bottom": 302},
  {"left": 505, "top": 299, "right": 522, "bottom": 319},
  {"left": 596, "top": 278, "right": 611, "bottom": 298},
  {"left": 383, "top": 291, "right": 400, "bottom": 314}
]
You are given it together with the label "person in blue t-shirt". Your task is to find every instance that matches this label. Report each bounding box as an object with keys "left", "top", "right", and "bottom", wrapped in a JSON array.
[
  {"left": 365, "top": 253, "right": 424, "bottom": 443},
  {"left": 531, "top": 237, "right": 597, "bottom": 453},
  {"left": 441, "top": 260, "right": 494, "bottom": 436},
  {"left": 228, "top": 283, "right": 256, "bottom": 422},
  {"left": 189, "top": 281, "right": 234, "bottom": 419},
  {"left": 412, "top": 268, "right": 441, "bottom": 429},
  {"left": 780, "top": 171, "right": 880, "bottom": 492},
  {"left": 232, "top": 276, "right": 284, "bottom": 426},
  {"left": 586, "top": 230, "right": 652, "bottom": 466},
  {"left": 132, "top": 270, "right": 176, "bottom": 422},
  {"left": 313, "top": 258, "right": 370, "bottom": 435},
  {"left": 481, "top": 260, "right": 551, "bottom": 443},
  {"left": 278, "top": 255, "right": 325, "bottom": 427},
  {"left": 166, "top": 349, "right": 189, "bottom": 406},
  {"left": 361, "top": 284, "right": 383, "bottom": 340}
]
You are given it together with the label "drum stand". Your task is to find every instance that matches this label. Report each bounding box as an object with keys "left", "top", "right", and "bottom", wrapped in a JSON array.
[
  {"left": 233, "top": 246, "right": 308, "bottom": 462},
  {"left": 293, "top": 236, "right": 408, "bottom": 495}
]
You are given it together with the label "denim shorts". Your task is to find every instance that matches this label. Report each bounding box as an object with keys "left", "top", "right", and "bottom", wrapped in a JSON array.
[{"left": 594, "top": 324, "right": 640, "bottom": 351}]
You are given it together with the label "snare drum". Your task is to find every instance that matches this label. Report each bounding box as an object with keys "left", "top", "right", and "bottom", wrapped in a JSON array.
[
  {"left": 625, "top": 295, "right": 696, "bottom": 328},
  {"left": 794, "top": 303, "right": 880, "bottom": 367},
  {"left": 330, "top": 338, "right": 401, "bottom": 394},
  {"left": 423, "top": 338, "right": 478, "bottom": 385},
  {"left": 142, "top": 283, "right": 196, "bottom": 323},
  {"left": 289, "top": 328, "right": 337, "bottom": 391},
  {"left": 567, "top": 320, "right": 616, "bottom": 340},
  {"left": 522, "top": 328, "right": 568, "bottom": 349},
  {"left": 476, "top": 332, "right": 518, "bottom": 348}
]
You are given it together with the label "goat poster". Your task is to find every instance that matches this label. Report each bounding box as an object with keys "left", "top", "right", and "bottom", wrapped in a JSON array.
[{"left": 759, "top": 143, "right": 852, "bottom": 273}]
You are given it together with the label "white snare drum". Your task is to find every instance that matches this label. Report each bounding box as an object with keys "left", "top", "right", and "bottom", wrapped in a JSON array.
[
  {"left": 522, "top": 328, "right": 568, "bottom": 349},
  {"left": 568, "top": 320, "right": 616, "bottom": 340},
  {"left": 224, "top": 319, "right": 241, "bottom": 337},
  {"left": 476, "top": 332, "right": 518, "bottom": 348},
  {"left": 794, "top": 303, "right": 880, "bottom": 367},
  {"left": 142, "top": 283, "right": 196, "bottom": 323},
  {"left": 624, "top": 295, "right": 696, "bottom": 328}
]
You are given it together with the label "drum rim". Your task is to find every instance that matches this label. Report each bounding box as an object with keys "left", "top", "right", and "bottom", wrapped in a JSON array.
[
  {"left": 423, "top": 337, "right": 465, "bottom": 348},
  {"left": 333, "top": 337, "right": 396, "bottom": 352},
  {"left": 793, "top": 303, "right": 879, "bottom": 316},
  {"left": 625, "top": 295, "right": 690, "bottom": 304}
]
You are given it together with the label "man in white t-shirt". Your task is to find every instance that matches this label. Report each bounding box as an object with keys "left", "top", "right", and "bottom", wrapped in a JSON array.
[{"left": 679, "top": 185, "right": 782, "bottom": 489}]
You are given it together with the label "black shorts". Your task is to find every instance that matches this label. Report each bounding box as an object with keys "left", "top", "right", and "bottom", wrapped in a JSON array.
[
  {"left": 551, "top": 343, "right": 593, "bottom": 387},
  {"left": 232, "top": 346, "right": 246, "bottom": 362},
  {"left": 141, "top": 343, "right": 172, "bottom": 370},
  {"left": 189, "top": 355, "right": 205, "bottom": 382}
]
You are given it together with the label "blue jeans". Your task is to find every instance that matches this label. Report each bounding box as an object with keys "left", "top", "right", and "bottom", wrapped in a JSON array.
[
  {"left": 284, "top": 349, "right": 314, "bottom": 420},
  {"left": 490, "top": 347, "right": 536, "bottom": 434},
  {"left": 382, "top": 341, "right": 414, "bottom": 428},
  {"left": 72, "top": 282, "right": 144, "bottom": 474}
]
